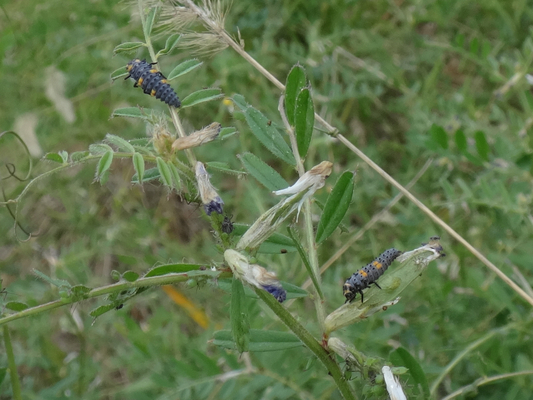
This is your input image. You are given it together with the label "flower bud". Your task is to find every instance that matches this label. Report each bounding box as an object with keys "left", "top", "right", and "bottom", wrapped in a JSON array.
[
  {"left": 172, "top": 122, "right": 221, "bottom": 151},
  {"left": 195, "top": 161, "right": 224, "bottom": 216},
  {"left": 224, "top": 249, "right": 286, "bottom": 302}
]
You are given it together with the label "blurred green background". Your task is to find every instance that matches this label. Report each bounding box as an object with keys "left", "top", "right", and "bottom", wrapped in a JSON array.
[{"left": 1, "top": 0, "right": 533, "bottom": 399}]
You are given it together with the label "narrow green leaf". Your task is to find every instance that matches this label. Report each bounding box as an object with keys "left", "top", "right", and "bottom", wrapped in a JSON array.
[
  {"left": 111, "top": 107, "right": 154, "bottom": 120},
  {"left": 390, "top": 347, "right": 430, "bottom": 398},
  {"left": 219, "top": 127, "right": 238, "bottom": 140},
  {"left": 285, "top": 64, "right": 307, "bottom": 126},
  {"left": 96, "top": 151, "right": 114, "bottom": 183},
  {"left": 232, "top": 224, "right": 297, "bottom": 253},
  {"left": 206, "top": 161, "right": 246, "bottom": 177},
  {"left": 429, "top": 124, "right": 448, "bottom": 149},
  {"left": 90, "top": 304, "right": 117, "bottom": 318},
  {"left": 44, "top": 153, "right": 65, "bottom": 164},
  {"left": 111, "top": 66, "right": 129, "bottom": 81},
  {"left": 144, "top": 263, "right": 204, "bottom": 277},
  {"left": 32, "top": 269, "right": 71, "bottom": 289},
  {"left": 4, "top": 302, "right": 29, "bottom": 312},
  {"left": 156, "top": 157, "right": 172, "bottom": 187},
  {"left": 70, "top": 151, "right": 90, "bottom": 162},
  {"left": 454, "top": 129, "right": 467, "bottom": 152},
  {"left": 469, "top": 37, "right": 479, "bottom": 55},
  {"left": 132, "top": 153, "right": 145, "bottom": 183},
  {"left": 113, "top": 42, "right": 145, "bottom": 55},
  {"left": 287, "top": 226, "right": 323, "bottom": 298},
  {"left": 143, "top": 7, "right": 158, "bottom": 39},
  {"left": 231, "top": 278, "right": 250, "bottom": 353},
  {"left": 181, "top": 88, "right": 224, "bottom": 108},
  {"left": 132, "top": 167, "right": 160, "bottom": 183},
  {"left": 238, "top": 153, "right": 288, "bottom": 191},
  {"left": 167, "top": 59, "right": 203, "bottom": 80},
  {"left": 167, "top": 162, "right": 181, "bottom": 190},
  {"left": 212, "top": 329, "right": 302, "bottom": 352},
  {"left": 156, "top": 33, "right": 181, "bottom": 57},
  {"left": 105, "top": 134, "right": 135, "bottom": 153},
  {"left": 122, "top": 271, "right": 139, "bottom": 282},
  {"left": 316, "top": 171, "right": 354, "bottom": 244},
  {"left": 294, "top": 87, "right": 314, "bottom": 157},
  {"left": 89, "top": 143, "right": 113, "bottom": 155},
  {"left": 231, "top": 94, "right": 248, "bottom": 110},
  {"left": 475, "top": 130, "right": 490, "bottom": 161},
  {"left": 243, "top": 108, "right": 296, "bottom": 165}
]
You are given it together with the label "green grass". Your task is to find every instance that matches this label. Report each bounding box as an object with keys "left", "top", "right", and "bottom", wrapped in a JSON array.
[{"left": 1, "top": 0, "right": 533, "bottom": 399}]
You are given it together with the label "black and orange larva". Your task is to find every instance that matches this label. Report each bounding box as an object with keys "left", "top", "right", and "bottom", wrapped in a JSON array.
[
  {"left": 343, "top": 248, "right": 402, "bottom": 304},
  {"left": 124, "top": 59, "right": 181, "bottom": 107}
]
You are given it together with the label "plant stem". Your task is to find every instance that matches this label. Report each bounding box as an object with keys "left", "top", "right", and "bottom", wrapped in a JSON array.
[
  {"left": 3, "top": 326, "right": 22, "bottom": 400},
  {"left": 278, "top": 96, "right": 325, "bottom": 332},
  {"left": 0, "top": 270, "right": 227, "bottom": 327},
  {"left": 255, "top": 288, "right": 356, "bottom": 400}
]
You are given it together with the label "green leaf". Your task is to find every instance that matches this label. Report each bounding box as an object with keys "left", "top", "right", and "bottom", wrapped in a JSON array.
[
  {"left": 469, "top": 37, "right": 479, "bottom": 55},
  {"left": 294, "top": 87, "right": 314, "bottom": 158},
  {"left": 70, "top": 151, "right": 90, "bottom": 162},
  {"left": 167, "top": 162, "right": 181, "bottom": 191},
  {"left": 89, "top": 143, "right": 113, "bottom": 155},
  {"left": 156, "top": 157, "right": 172, "bottom": 187},
  {"left": 475, "top": 130, "right": 490, "bottom": 161},
  {"left": 70, "top": 285, "right": 91, "bottom": 300},
  {"left": 454, "top": 129, "right": 467, "bottom": 152},
  {"left": 111, "top": 66, "right": 129, "bottom": 81},
  {"left": 44, "top": 153, "right": 66, "bottom": 164},
  {"left": 212, "top": 329, "right": 302, "bottom": 352},
  {"left": 231, "top": 94, "right": 248, "bottom": 110},
  {"left": 90, "top": 304, "right": 117, "bottom": 318},
  {"left": 230, "top": 278, "right": 250, "bottom": 353},
  {"left": 143, "top": 7, "right": 158, "bottom": 39},
  {"left": 59, "top": 150, "right": 68, "bottom": 163},
  {"left": 243, "top": 107, "right": 296, "bottom": 165},
  {"left": 232, "top": 224, "right": 297, "bottom": 254},
  {"left": 105, "top": 134, "right": 135, "bottom": 153},
  {"left": 285, "top": 64, "right": 307, "bottom": 126},
  {"left": 132, "top": 167, "right": 160, "bottom": 183},
  {"left": 167, "top": 59, "right": 203, "bottom": 80},
  {"left": 0, "top": 368, "right": 7, "bottom": 386},
  {"left": 156, "top": 33, "right": 181, "bottom": 57},
  {"left": 429, "top": 124, "right": 448, "bottom": 149},
  {"left": 238, "top": 153, "right": 288, "bottom": 191},
  {"left": 219, "top": 126, "right": 238, "bottom": 140},
  {"left": 113, "top": 42, "right": 145, "bottom": 55},
  {"left": 122, "top": 271, "right": 139, "bottom": 282},
  {"left": 111, "top": 107, "right": 154, "bottom": 120},
  {"left": 390, "top": 347, "right": 429, "bottom": 398},
  {"left": 144, "top": 263, "right": 205, "bottom": 277},
  {"left": 4, "top": 301, "right": 29, "bottom": 312},
  {"left": 316, "top": 171, "right": 354, "bottom": 244},
  {"left": 32, "top": 269, "right": 71, "bottom": 289},
  {"left": 181, "top": 88, "right": 224, "bottom": 108},
  {"left": 132, "top": 153, "right": 145, "bottom": 183},
  {"left": 206, "top": 161, "right": 246, "bottom": 177},
  {"left": 96, "top": 151, "right": 114, "bottom": 183}
]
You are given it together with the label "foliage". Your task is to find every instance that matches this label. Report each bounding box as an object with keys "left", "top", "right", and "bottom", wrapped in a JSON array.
[{"left": 1, "top": 0, "right": 533, "bottom": 399}]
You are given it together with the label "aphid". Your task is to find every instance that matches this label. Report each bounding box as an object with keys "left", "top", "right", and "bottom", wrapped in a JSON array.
[
  {"left": 124, "top": 59, "right": 181, "bottom": 107},
  {"left": 343, "top": 248, "right": 402, "bottom": 304}
]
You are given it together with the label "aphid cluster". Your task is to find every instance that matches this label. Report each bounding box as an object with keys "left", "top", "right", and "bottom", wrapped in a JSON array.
[
  {"left": 125, "top": 59, "right": 181, "bottom": 107},
  {"left": 343, "top": 248, "right": 402, "bottom": 303}
]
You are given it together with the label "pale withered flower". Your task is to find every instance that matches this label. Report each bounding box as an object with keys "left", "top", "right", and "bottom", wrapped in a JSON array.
[
  {"left": 195, "top": 161, "right": 224, "bottom": 216},
  {"left": 172, "top": 122, "right": 221, "bottom": 151},
  {"left": 224, "top": 249, "right": 286, "bottom": 303}
]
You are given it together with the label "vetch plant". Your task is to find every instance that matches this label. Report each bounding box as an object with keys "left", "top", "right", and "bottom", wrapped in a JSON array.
[{"left": 3, "top": 1, "right": 532, "bottom": 399}]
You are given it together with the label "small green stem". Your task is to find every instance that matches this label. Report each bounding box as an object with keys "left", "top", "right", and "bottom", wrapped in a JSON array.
[
  {"left": 255, "top": 289, "right": 356, "bottom": 400},
  {"left": 3, "top": 326, "right": 22, "bottom": 400},
  {"left": 0, "top": 271, "right": 228, "bottom": 327}
]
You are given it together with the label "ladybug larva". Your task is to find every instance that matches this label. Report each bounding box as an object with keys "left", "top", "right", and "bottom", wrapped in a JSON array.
[
  {"left": 124, "top": 59, "right": 181, "bottom": 107},
  {"left": 343, "top": 248, "right": 402, "bottom": 304}
]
